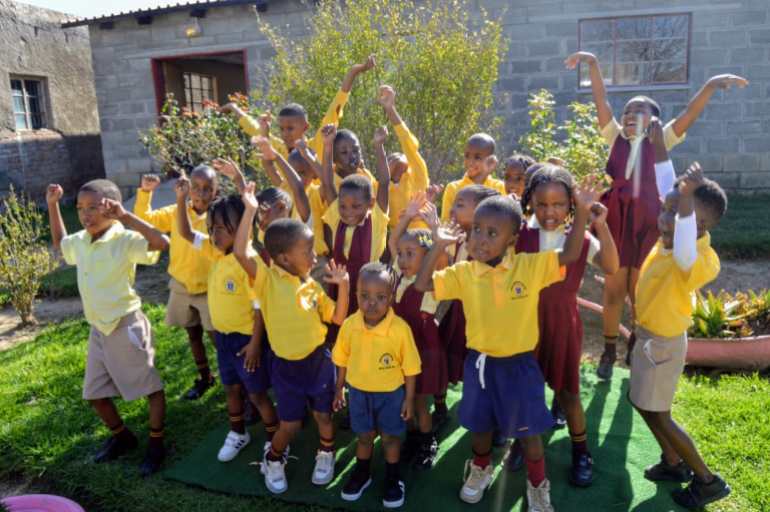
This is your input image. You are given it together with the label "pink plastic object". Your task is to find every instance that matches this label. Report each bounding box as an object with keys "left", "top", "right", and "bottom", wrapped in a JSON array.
[
  {"left": 2, "top": 494, "right": 85, "bottom": 512},
  {"left": 577, "top": 297, "right": 632, "bottom": 339}
]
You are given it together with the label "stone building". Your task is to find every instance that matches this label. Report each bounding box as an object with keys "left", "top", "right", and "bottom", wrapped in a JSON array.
[
  {"left": 0, "top": 0, "right": 104, "bottom": 199},
  {"left": 67, "top": 0, "right": 770, "bottom": 193}
]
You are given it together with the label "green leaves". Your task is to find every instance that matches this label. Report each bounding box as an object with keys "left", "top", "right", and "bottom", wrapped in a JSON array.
[{"left": 690, "top": 290, "right": 770, "bottom": 339}]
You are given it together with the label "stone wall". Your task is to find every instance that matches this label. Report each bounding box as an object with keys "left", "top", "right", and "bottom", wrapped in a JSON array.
[{"left": 0, "top": 0, "right": 104, "bottom": 199}]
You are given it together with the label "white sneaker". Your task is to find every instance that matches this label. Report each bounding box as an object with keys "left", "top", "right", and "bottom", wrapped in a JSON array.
[
  {"left": 263, "top": 441, "right": 291, "bottom": 459},
  {"left": 459, "top": 459, "right": 494, "bottom": 504},
  {"left": 311, "top": 450, "right": 335, "bottom": 485},
  {"left": 261, "top": 457, "right": 288, "bottom": 494},
  {"left": 217, "top": 430, "right": 250, "bottom": 462},
  {"left": 527, "top": 478, "right": 555, "bottom": 512}
]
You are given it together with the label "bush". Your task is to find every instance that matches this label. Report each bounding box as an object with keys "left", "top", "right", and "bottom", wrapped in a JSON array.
[
  {"left": 0, "top": 187, "right": 57, "bottom": 324},
  {"left": 690, "top": 289, "right": 770, "bottom": 339},
  {"left": 519, "top": 89, "right": 609, "bottom": 183},
  {"left": 255, "top": 0, "right": 504, "bottom": 183}
]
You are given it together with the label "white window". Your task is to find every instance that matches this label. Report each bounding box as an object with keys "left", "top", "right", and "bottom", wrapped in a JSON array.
[
  {"left": 183, "top": 72, "right": 216, "bottom": 113},
  {"left": 10, "top": 77, "right": 47, "bottom": 130}
]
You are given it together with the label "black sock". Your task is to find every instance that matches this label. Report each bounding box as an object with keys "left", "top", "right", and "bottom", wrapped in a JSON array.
[
  {"left": 196, "top": 363, "right": 211, "bottom": 382},
  {"left": 355, "top": 457, "right": 371, "bottom": 474},
  {"left": 148, "top": 427, "right": 164, "bottom": 454},
  {"left": 109, "top": 422, "right": 132, "bottom": 442},
  {"left": 385, "top": 462, "right": 399, "bottom": 479},
  {"left": 434, "top": 394, "right": 447, "bottom": 414},
  {"left": 229, "top": 411, "right": 245, "bottom": 434}
]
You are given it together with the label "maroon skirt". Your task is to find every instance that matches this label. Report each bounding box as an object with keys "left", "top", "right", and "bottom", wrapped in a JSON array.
[
  {"left": 537, "top": 294, "right": 582, "bottom": 395},
  {"left": 439, "top": 300, "right": 467, "bottom": 385}
]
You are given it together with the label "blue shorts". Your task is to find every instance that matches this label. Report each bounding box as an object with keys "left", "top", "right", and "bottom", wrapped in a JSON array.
[
  {"left": 349, "top": 386, "right": 406, "bottom": 436},
  {"left": 459, "top": 350, "right": 553, "bottom": 438},
  {"left": 271, "top": 345, "right": 335, "bottom": 422},
  {"left": 214, "top": 332, "right": 270, "bottom": 394}
]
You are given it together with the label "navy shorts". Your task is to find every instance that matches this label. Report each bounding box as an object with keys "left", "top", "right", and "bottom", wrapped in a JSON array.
[
  {"left": 214, "top": 331, "right": 270, "bottom": 394},
  {"left": 271, "top": 345, "right": 335, "bottom": 422},
  {"left": 348, "top": 386, "right": 406, "bottom": 436},
  {"left": 459, "top": 350, "right": 553, "bottom": 438}
]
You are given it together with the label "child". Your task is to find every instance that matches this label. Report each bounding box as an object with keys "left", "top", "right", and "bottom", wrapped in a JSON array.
[
  {"left": 222, "top": 55, "right": 376, "bottom": 162},
  {"left": 321, "top": 124, "right": 390, "bottom": 315},
  {"left": 332, "top": 262, "right": 421, "bottom": 507},
  {"left": 134, "top": 167, "right": 218, "bottom": 400},
  {"left": 376, "top": 85, "right": 431, "bottom": 228},
  {"left": 174, "top": 180, "right": 280, "bottom": 464},
  {"left": 502, "top": 153, "right": 535, "bottom": 199},
  {"left": 440, "top": 133, "right": 506, "bottom": 222},
  {"left": 233, "top": 186, "right": 350, "bottom": 494},
  {"left": 506, "top": 165, "right": 619, "bottom": 488},
  {"left": 630, "top": 162, "right": 729, "bottom": 510},
  {"left": 414, "top": 187, "right": 598, "bottom": 510},
  {"left": 46, "top": 180, "right": 169, "bottom": 477},
  {"left": 565, "top": 51, "right": 747, "bottom": 379},
  {"left": 388, "top": 195, "right": 447, "bottom": 470}
]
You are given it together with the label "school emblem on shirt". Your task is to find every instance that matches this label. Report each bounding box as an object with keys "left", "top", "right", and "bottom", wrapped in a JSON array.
[
  {"left": 378, "top": 353, "right": 397, "bottom": 370},
  {"left": 225, "top": 279, "right": 236, "bottom": 293},
  {"left": 510, "top": 281, "right": 528, "bottom": 299}
]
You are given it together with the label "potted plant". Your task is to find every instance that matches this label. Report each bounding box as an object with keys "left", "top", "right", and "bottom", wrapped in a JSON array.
[
  {"left": 1, "top": 495, "right": 84, "bottom": 512},
  {"left": 686, "top": 290, "right": 770, "bottom": 370}
]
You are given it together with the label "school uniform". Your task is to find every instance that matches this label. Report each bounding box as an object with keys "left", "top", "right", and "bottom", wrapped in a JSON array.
[
  {"left": 438, "top": 240, "right": 470, "bottom": 384},
  {"left": 388, "top": 122, "right": 430, "bottom": 229},
  {"left": 440, "top": 175, "right": 506, "bottom": 222}
]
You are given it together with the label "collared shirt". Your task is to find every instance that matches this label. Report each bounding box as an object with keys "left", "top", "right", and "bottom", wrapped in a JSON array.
[
  {"left": 388, "top": 122, "right": 430, "bottom": 228},
  {"left": 332, "top": 309, "right": 422, "bottom": 392},
  {"left": 252, "top": 255, "right": 336, "bottom": 360},
  {"left": 636, "top": 234, "right": 720, "bottom": 338},
  {"left": 432, "top": 251, "right": 564, "bottom": 357},
  {"left": 601, "top": 117, "right": 685, "bottom": 151},
  {"left": 441, "top": 174, "right": 507, "bottom": 222},
  {"left": 322, "top": 202, "right": 389, "bottom": 260},
  {"left": 61, "top": 222, "right": 160, "bottom": 335},
  {"left": 526, "top": 216, "right": 600, "bottom": 266},
  {"left": 134, "top": 189, "right": 210, "bottom": 294}
]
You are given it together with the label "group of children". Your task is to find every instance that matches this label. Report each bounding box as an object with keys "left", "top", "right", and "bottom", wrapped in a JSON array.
[{"left": 44, "top": 52, "right": 747, "bottom": 511}]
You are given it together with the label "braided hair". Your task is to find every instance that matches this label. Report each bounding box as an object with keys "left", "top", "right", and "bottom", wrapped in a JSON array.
[
  {"left": 520, "top": 164, "right": 576, "bottom": 217},
  {"left": 207, "top": 193, "right": 245, "bottom": 235}
]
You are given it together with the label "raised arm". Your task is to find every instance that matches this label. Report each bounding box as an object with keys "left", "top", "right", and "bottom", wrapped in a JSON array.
[
  {"left": 175, "top": 177, "right": 195, "bottom": 243},
  {"left": 373, "top": 126, "right": 390, "bottom": 213},
  {"left": 379, "top": 85, "right": 430, "bottom": 192},
  {"left": 673, "top": 163, "right": 703, "bottom": 271},
  {"left": 254, "top": 136, "right": 311, "bottom": 223},
  {"left": 101, "top": 199, "right": 169, "bottom": 252},
  {"left": 45, "top": 184, "right": 66, "bottom": 252},
  {"left": 565, "top": 51, "right": 613, "bottom": 129},
  {"left": 340, "top": 54, "right": 376, "bottom": 93},
  {"left": 388, "top": 193, "right": 426, "bottom": 261},
  {"left": 319, "top": 124, "right": 338, "bottom": 204},
  {"left": 323, "top": 260, "right": 350, "bottom": 325},
  {"left": 234, "top": 182, "right": 259, "bottom": 280},
  {"left": 295, "top": 138, "right": 323, "bottom": 181},
  {"left": 415, "top": 223, "right": 463, "bottom": 292},
  {"left": 671, "top": 74, "right": 748, "bottom": 138},
  {"left": 648, "top": 117, "right": 676, "bottom": 199},
  {"left": 212, "top": 158, "right": 247, "bottom": 193},
  {"left": 590, "top": 202, "right": 619, "bottom": 275},
  {"left": 560, "top": 181, "right": 600, "bottom": 266}
]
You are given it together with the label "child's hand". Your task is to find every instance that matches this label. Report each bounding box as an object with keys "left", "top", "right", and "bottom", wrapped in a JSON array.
[
  {"left": 574, "top": 178, "right": 602, "bottom": 216},
  {"left": 218, "top": 102, "right": 237, "bottom": 114},
  {"left": 175, "top": 176, "right": 191, "bottom": 200},
  {"left": 294, "top": 138, "right": 314, "bottom": 162},
  {"left": 405, "top": 192, "right": 427, "bottom": 219},
  {"left": 590, "top": 202, "right": 609, "bottom": 228},
  {"left": 242, "top": 181, "right": 259, "bottom": 212},
  {"left": 251, "top": 136, "right": 277, "bottom": 161},
  {"left": 323, "top": 260, "right": 349, "bottom": 285},
  {"left": 100, "top": 198, "right": 126, "bottom": 220},
  {"left": 401, "top": 399, "right": 414, "bottom": 421},
  {"left": 564, "top": 51, "right": 597, "bottom": 69},
  {"left": 351, "top": 54, "right": 376, "bottom": 75},
  {"left": 434, "top": 222, "right": 465, "bottom": 248},
  {"left": 46, "top": 184, "right": 63, "bottom": 205},
  {"left": 321, "top": 124, "right": 337, "bottom": 148},
  {"left": 212, "top": 158, "right": 241, "bottom": 179},
  {"left": 140, "top": 174, "right": 161, "bottom": 192},
  {"left": 647, "top": 117, "right": 664, "bottom": 146},
  {"left": 481, "top": 155, "right": 499, "bottom": 180},
  {"left": 377, "top": 85, "right": 396, "bottom": 110},
  {"left": 238, "top": 339, "right": 261, "bottom": 372},
  {"left": 419, "top": 202, "right": 440, "bottom": 232},
  {"left": 425, "top": 184, "right": 443, "bottom": 204},
  {"left": 333, "top": 389, "right": 346, "bottom": 412},
  {"left": 679, "top": 162, "right": 704, "bottom": 197},
  {"left": 706, "top": 74, "right": 748, "bottom": 91},
  {"left": 373, "top": 125, "right": 389, "bottom": 146},
  {"left": 258, "top": 111, "right": 273, "bottom": 134}
]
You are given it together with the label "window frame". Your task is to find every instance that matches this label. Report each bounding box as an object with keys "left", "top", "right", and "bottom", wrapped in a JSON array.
[
  {"left": 182, "top": 71, "right": 217, "bottom": 113},
  {"left": 10, "top": 76, "right": 49, "bottom": 131},
  {"left": 577, "top": 12, "right": 692, "bottom": 91}
]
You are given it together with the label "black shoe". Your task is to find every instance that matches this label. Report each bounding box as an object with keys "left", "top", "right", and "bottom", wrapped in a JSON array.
[
  {"left": 569, "top": 452, "right": 594, "bottom": 488},
  {"left": 93, "top": 431, "right": 138, "bottom": 463},
  {"left": 625, "top": 332, "right": 637, "bottom": 366},
  {"left": 340, "top": 466, "right": 372, "bottom": 501},
  {"left": 412, "top": 436, "right": 438, "bottom": 471},
  {"left": 672, "top": 474, "right": 731, "bottom": 510},
  {"left": 644, "top": 454, "right": 694, "bottom": 483},
  {"left": 182, "top": 376, "right": 215, "bottom": 400},
  {"left": 492, "top": 429, "right": 508, "bottom": 447},
  {"left": 431, "top": 407, "right": 448, "bottom": 434},
  {"left": 382, "top": 476, "right": 405, "bottom": 508},
  {"left": 551, "top": 397, "right": 566, "bottom": 430},
  {"left": 597, "top": 348, "right": 615, "bottom": 380},
  {"left": 400, "top": 431, "right": 420, "bottom": 463},
  {"left": 139, "top": 445, "right": 165, "bottom": 478},
  {"left": 505, "top": 439, "right": 524, "bottom": 472}
]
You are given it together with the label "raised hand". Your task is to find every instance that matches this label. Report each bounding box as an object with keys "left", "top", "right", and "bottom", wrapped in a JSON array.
[
  {"left": 481, "top": 155, "right": 499, "bottom": 179},
  {"left": 294, "top": 138, "right": 314, "bottom": 162},
  {"left": 647, "top": 116, "right": 664, "bottom": 145},
  {"left": 258, "top": 111, "right": 273, "bottom": 134},
  {"left": 323, "top": 260, "right": 350, "bottom": 286},
  {"left": 377, "top": 85, "right": 396, "bottom": 110},
  {"left": 434, "top": 221, "right": 465, "bottom": 248},
  {"left": 351, "top": 54, "right": 376, "bottom": 75},
  {"left": 373, "top": 125, "right": 389, "bottom": 146},
  {"left": 589, "top": 201, "right": 609, "bottom": 228},
  {"left": 212, "top": 158, "right": 242, "bottom": 179},
  {"left": 242, "top": 181, "right": 259, "bottom": 212},
  {"left": 140, "top": 174, "right": 161, "bottom": 193},
  {"left": 100, "top": 198, "right": 126, "bottom": 220},
  {"left": 46, "top": 184, "right": 63, "bottom": 205},
  {"left": 574, "top": 178, "right": 603, "bottom": 216},
  {"left": 707, "top": 74, "right": 749, "bottom": 91},
  {"left": 425, "top": 184, "right": 443, "bottom": 204},
  {"left": 679, "top": 162, "right": 705, "bottom": 197},
  {"left": 564, "top": 51, "right": 597, "bottom": 70},
  {"left": 405, "top": 192, "right": 427, "bottom": 219},
  {"left": 175, "top": 176, "right": 191, "bottom": 200},
  {"left": 251, "top": 136, "right": 277, "bottom": 161},
  {"left": 321, "top": 124, "right": 337, "bottom": 148},
  {"left": 419, "top": 201, "right": 440, "bottom": 232}
]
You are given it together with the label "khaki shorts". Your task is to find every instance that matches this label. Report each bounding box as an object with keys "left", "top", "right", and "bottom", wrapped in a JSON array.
[
  {"left": 165, "top": 278, "right": 213, "bottom": 332},
  {"left": 629, "top": 327, "right": 687, "bottom": 412},
  {"left": 83, "top": 310, "right": 164, "bottom": 402}
]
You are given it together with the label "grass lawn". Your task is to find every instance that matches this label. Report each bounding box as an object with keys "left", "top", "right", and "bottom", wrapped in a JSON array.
[
  {"left": 1, "top": 304, "right": 769, "bottom": 511},
  {"left": 710, "top": 194, "right": 770, "bottom": 259}
]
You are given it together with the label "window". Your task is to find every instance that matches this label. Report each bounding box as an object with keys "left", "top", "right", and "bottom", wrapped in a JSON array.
[
  {"left": 579, "top": 14, "right": 691, "bottom": 88},
  {"left": 183, "top": 72, "right": 216, "bottom": 113},
  {"left": 10, "top": 78, "right": 47, "bottom": 130}
]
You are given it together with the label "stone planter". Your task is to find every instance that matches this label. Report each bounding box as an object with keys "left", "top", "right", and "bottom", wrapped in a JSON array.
[
  {"left": 686, "top": 335, "right": 770, "bottom": 370},
  {"left": 1, "top": 494, "right": 84, "bottom": 512}
]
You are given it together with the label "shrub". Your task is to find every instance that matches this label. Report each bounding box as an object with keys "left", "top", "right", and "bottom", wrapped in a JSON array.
[
  {"left": 690, "top": 289, "right": 770, "bottom": 339},
  {"left": 0, "top": 187, "right": 57, "bottom": 324}
]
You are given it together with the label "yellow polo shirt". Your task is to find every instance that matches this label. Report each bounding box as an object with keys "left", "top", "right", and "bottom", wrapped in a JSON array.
[
  {"left": 441, "top": 174, "right": 506, "bottom": 222},
  {"left": 322, "top": 202, "right": 389, "bottom": 260},
  {"left": 388, "top": 122, "right": 430, "bottom": 228},
  {"left": 252, "top": 256, "right": 336, "bottom": 360},
  {"left": 60, "top": 222, "right": 160, "bottom": 335},
  {"left": 332, "top": 309, "right": 422, "bottom": 392},
  {"left": 192, "top": 234, "right": 257, "bottom": 335},
  {"left": 134, "top": 189, "right": 210, "bottom": 294},
  {"left": 306, "top": 182, "right": 329, "bottom": 255},
  {"left": 433, "top": 251, "right": 564, "bottom": 357},
  {"left": 636, "top": 234, "right": 720, "bottom": 338}
]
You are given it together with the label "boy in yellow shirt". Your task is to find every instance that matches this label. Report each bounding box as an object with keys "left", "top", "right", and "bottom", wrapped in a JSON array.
[
  {"left": 332, "top": 262, "right": 421, "bottom": 507},
  {"left": 46, "top": 179, "right": 169, "bottom": 477},
  {"left": 415, "top": 188, "right": 598, "bottom": 510},
  {"left": 629, "top": 162, "right": 730, "bottom": 510}
]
